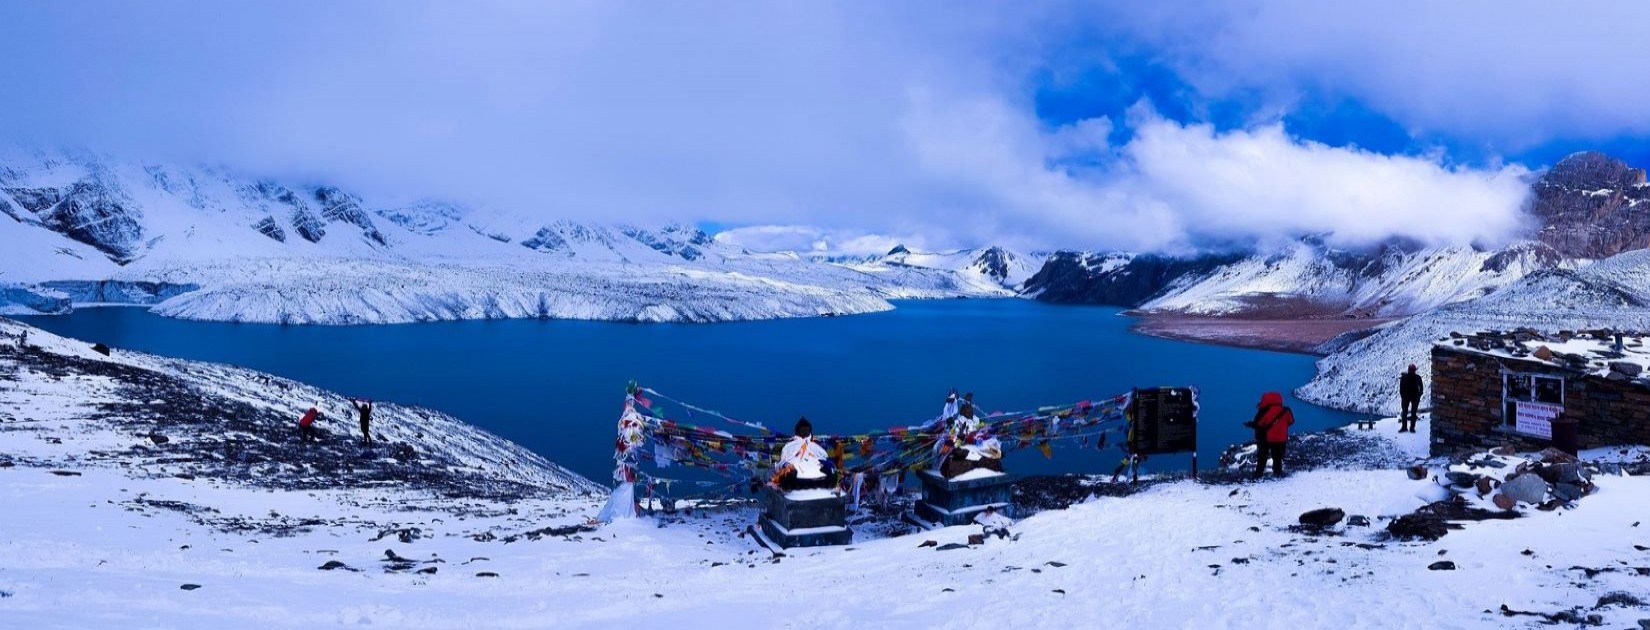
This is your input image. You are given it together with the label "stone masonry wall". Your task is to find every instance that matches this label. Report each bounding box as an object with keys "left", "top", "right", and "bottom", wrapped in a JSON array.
[{"left": 1430, "top": 345, "right": 1650, "bottom": 456}]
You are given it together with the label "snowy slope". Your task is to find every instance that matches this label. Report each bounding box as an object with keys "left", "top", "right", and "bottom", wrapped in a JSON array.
[
  {"left": 1136, "top": 240, "right": 1562, "bottom": 319},
  {"left": 4, "top": 326, "right": 1648, "bottom": 629},
  {"left": 0, "top": 149, "right": 1005, "bottom": 324},
  {"left": 855, "top": 245, "right": 1046, "bottom": 291},
  {"left": 1299, "top": 249, "right": 1650, "bottom": 414}
]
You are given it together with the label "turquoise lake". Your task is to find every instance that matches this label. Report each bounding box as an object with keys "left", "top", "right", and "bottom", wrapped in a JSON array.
[{"left": 18, "top": 300, "right": 1360, "bottom": 483}]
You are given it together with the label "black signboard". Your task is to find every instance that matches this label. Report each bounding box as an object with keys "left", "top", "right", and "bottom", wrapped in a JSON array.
[{"left": 1131, "top": 387, "right": 1198, "bottom": 455}]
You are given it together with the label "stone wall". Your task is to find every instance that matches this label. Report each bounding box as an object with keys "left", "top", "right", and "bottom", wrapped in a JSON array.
[{"left": 1430, "top": 345, "right": 1650, "bottom": 455}]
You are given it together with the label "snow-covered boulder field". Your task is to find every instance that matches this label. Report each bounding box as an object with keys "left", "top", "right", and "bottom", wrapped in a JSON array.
[{"left": 5, "top": 318, "right": 1650, "bottom": 628}]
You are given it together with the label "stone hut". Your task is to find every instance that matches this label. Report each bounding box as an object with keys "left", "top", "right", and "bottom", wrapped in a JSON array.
[{"left": 1430, "top": 328, "right": 1650, "bottom": 456}]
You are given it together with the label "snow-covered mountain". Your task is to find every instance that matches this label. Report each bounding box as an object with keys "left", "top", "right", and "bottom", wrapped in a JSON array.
[
  {"left": 1023, "top": 151, "right": 1650, "bottom": 322},
  {"left": 1530, "top": 150, "right": 1650, "bottom": 259},
  {"left": 1023, "top": 239, "right": 1563, "bottom": 320},
  {"left": 836, "top": 244, "right": 1045, "bottom": 292},
  {"left": 1299, "top": 249, "right": 1650, "bottom": 414},
  {"left": 0, "top": 148, "right": 1006, "bottom": 324}
]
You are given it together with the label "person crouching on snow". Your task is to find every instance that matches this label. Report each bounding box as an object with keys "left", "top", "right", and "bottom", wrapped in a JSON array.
[
  {"left": 941, "top": 401, "right": 1004, "bottom": 478},
  {"left": 298, "top": 401, "right": 323, "bottom": 443},
  {"left": 770, "top": 417, "right": 837, "bottom": 491}
]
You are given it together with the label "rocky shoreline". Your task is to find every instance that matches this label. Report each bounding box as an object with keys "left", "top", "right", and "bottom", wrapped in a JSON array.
[{"left": 1130, "top": 314, "right": 1393, "bottom": 355}]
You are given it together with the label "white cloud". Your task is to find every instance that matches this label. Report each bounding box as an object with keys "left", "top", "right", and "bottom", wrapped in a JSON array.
[
  {"left": 0, "top": 2, "right": 1567, "bottom": 254},
  {"left": 1086, "top": 0, "right": 1650, "bottom": 147}
]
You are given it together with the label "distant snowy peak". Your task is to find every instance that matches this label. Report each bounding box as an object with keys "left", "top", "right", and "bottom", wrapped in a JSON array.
[{"left": 870, "top": 244, "right": 1044, "bottom": 288}]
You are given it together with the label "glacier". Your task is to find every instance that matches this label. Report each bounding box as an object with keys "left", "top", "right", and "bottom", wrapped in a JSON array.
[{"left": 0, "top": 148, "right": 1013, "bottom": 325}]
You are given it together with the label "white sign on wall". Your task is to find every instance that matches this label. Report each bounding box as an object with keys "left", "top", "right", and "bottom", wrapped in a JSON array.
[{"left": 1515, "top": 401, "right": 1563, "bottom": 439}]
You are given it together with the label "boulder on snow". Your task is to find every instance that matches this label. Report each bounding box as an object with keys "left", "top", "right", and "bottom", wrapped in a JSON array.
[
  {"left": 148, "top": 432, "right": 169, "bottom": 445},
  {"left": 1298, "top": 508, "right": 1345, "bottom": 529},
  {"left": 1387, "top": 514, "right": 1454, "bottom": 541},
  {"left": 1535, "top": 462, "right": 1589, "bottom": 485},
  {"left": 1492, "top": 493, "right": 1517, "bottom": 511},
  {"left": 1427, "top": 561, "right": 1456, "bottom": 571},
  {"left": 1474, "top": 477, "right": 1494, "bottom": 496},
  {"left": 1552, "top": 482, "right": 1587, "bottom": 502},
  {"left": 1610, "top": 361, "right": 1644, "bottom": 377},
  {"left": 1500, "top": 473, "right": 1551, "bottom": 505},
  {"left": 1346, "top": 515, "right": 1371, "bottom": 527},
  {"left": 1535, "top": 448, "right": 1579, "bottom": 465},
  {"left": 1406, "top": 465, "right": 1428, "bottom": 481},
  {"left": 91, "top": 343, "right": 111, "bottom": 356},
  {"left": 1444, "top": 472, "right": 1478, "bottom": 487}
]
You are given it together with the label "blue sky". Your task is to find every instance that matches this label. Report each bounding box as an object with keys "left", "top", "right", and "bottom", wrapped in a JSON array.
[{"left": 3, "top": 1, "right": 1647, "bottom": 254}]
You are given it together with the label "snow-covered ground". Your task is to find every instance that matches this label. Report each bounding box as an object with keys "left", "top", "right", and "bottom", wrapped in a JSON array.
[{"left": 4, "top": 318, "right": 1649, "bottom": 628}]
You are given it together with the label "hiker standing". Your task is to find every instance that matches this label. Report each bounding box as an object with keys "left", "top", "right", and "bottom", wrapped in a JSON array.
[
  {"left": 1398, "top": 364, "right": 1424, "bottom": 433},
  {"left": 350, "top": 398, "right": 375, "bottom": 445},
  {"left": 298, "top": 402, "right": 322, "bottom": 443},
  {"left": 1246, "top": 392, "right": 1294, "bottom": 478}
]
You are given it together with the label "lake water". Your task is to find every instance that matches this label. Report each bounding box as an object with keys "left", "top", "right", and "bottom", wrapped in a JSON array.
[{"left": 18, "top": 300, "right": 1359, "bottom": 483}]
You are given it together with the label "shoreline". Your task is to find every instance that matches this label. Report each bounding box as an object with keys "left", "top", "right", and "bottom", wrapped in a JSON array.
[{"left": 1129, "top": 314, "right": 1393, "bottom": 356}]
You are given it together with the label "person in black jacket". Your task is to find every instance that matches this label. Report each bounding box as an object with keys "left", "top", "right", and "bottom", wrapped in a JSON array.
[
  {"left": 349, "top": 398, "right": 375, "bottom": 445},
  {"left": 1399, "top": 364, "right": 1424, "bottom": 433}
]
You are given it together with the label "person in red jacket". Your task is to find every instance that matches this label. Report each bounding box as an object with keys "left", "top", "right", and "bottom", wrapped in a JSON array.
[
  {"left": 1245, "top": 392, "right": 1294, "bottom": 478},
  {"left": 298, "top": 401, "right": 322, "bottom": 443}
]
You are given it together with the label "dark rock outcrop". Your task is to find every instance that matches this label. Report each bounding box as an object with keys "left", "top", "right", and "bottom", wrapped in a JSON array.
[
  {"left": 1021, "top": 251, "right": 1240, "bottom": 306},
  {"left": 1530, "top": 151, "right": 1650, "bottom": 259}
]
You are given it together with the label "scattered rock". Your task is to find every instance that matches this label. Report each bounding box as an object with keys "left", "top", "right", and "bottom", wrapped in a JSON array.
[
  {"left": 476, "top": 572, "right": 499, "bottom": 578},
  {"left": 1610, "top": 361, "right": 1643, "bottom": 377},
  {"left": 1346, "top": 515, "right": 1370, "bottom": 527},
  {"left": 966, "top": 534, "right": 986, "bottom": 546},
  {"left": 1427, "top": 561, "right": 1456, "bottom": 571},
  {"left": 918, "top": 540, "right": 937, "bottom": 548},
  {"left": 1535, "top": 448, "right": 1578, "bottom": 465},
  {"left": 1500, "top": 473, "right": 1551, "bottom": 505},
  {"left": 1406, "top": 466, "right": 1428, "bottom": 481},
  {"left": 416, "top": 567, "right": 437, "bottom": 575},
  {"left": 1492, "top": 493, "right": 1517, "bottom": 510},
  {"left": 318, "top": 560, "right": 350, "bottom": 571},
  {"left": 49, "top": 470, "right": 81, "bottom": 477},
  {"left": 1298, "top": 508, "right": 1345, "bottom": 529},
  {"left": 179, "top": 583, "right": 202, "bottom": 590},
  {"left": 935, "top": 543, "right": 969, "bottom": 551},
  {"left": 1596, "top": 592, "right": 1645, "bottom": 608},
  {"left": 148, "top": 432, "right": 169, "bottom": 445},
  {"left": 1552, "top": 483, "right": 1586, "bottom": 502}
]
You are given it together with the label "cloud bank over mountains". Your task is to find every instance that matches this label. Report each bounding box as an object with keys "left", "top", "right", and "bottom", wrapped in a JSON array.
[{"left": 0, "top": 1, "right": 1627, "bottom": 253}]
